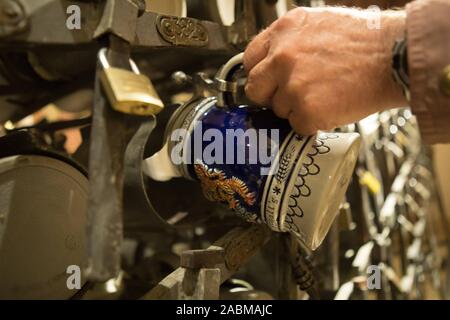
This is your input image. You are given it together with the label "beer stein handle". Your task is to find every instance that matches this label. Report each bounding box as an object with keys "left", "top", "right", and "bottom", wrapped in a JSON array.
[{"left": 215, "top": 53, "right": 245, "bottom": 107}]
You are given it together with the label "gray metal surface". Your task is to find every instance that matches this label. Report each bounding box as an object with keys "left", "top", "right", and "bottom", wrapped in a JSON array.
[{"left": 0, "top": 155, "right": 88, "bottom": 299}]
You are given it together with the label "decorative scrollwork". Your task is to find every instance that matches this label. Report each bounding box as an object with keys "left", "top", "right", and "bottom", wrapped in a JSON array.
[
  {"left": 284, "top": 134, "right": 339, "bottom": 233},
  {"left": 156, "top": 15, "right": 208, "bottom": 47},
  {"left": 0, "top": 0, "right": 28, "bottom": 38}
]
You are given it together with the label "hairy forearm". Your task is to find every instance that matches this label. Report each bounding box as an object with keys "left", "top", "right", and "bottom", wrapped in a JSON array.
[{"left": 312, "top": 7, "right": 407, "bottom": 109}]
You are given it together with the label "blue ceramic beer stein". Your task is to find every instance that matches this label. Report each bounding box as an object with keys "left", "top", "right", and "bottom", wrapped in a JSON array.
[{"left": 144, "top": 54, "right": 361, "bottom": 250}]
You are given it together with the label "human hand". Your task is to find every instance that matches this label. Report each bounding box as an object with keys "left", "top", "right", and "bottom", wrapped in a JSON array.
[{"left": 244, "top": 7, "right": 407, "bottom": 135}]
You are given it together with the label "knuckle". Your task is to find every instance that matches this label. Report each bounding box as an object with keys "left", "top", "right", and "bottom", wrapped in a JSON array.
[
  {"left": 290, "top": 101, "right": 322, "bottom": 135},
  {"left": 302, "top": 98, "right": 333, "bottom": 131},
  {"left": 243, "top": 50, "right": 253, "bottom": 71},
  {"left": 306, "top": 110, "right": 324, "bottom": 131},
  {"left": 243, "top": 42, "right": 261, "bottom": 70},
  {"left": 284, "top": 81, "right": 302, "bottom": 97},
  {"left": 288, "top": 114, "right": 317, "bottom": 136},
  {"left": 275, "top": 13, "right": 296, "bottom": 30},
  {"left": 272, "top": 104, "right": 290, "bottom": 119},
  {"left": 246, "top": 69, "right": 262, "bottom": 92},
  {"left": 282, "top": 82, "right": 304, "bottom": 107},
  {"left": 289, "top": 7, "right": 307, "bottom": 17},
  {"left": 276, "top": 7, "right": 306, "bottom": 28},
  {"left": 290, "top": 7, "right": 309, "bottom": 24},
  {"left": 244, "top": 30, "right": 272, "bottom": 71},
  {"left": 244, "top": 82, "right": 256, "bottom": 100},
  {"left": 245, "top": 81, "right": 264, "bottom": 105},
  {"left": 274, "top": 17, "right": 291, "bottom": 30},
  {"left": 271, "top": 49, "right": 295, "bottom": 66}
]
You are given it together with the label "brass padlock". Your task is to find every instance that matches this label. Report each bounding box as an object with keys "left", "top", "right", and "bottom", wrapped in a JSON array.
[{"left": 98, "top": 48, "right": 164, "bottom": 116}]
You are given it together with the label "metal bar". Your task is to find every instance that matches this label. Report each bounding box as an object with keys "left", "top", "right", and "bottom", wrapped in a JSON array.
[
  {"left": 0, "top": 1, "right": 233, "bottom": 52},
  {"left": 141, "top": 224, "right": 272, "bottom": 300},
  {"left": 85, "top": 35, "right": 144, "bottom": 282}
]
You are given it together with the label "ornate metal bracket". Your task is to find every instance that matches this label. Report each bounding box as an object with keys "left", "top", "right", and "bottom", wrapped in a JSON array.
[{"left": 156, "top": 15, "right": 208, "bottom": 47}]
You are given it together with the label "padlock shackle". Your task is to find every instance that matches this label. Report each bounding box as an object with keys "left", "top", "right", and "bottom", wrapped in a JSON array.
[{"left": 97, "top": 48, "right": 140, "bottom": 74}]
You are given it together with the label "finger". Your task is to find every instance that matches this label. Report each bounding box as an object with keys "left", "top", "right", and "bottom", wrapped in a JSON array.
[
  {"left": 271, "top": 87, "right": 293, "bottom": 119},
  {"left": 245, "top": 58, "right": 277, "bottom": 106},
  {"left": 288, "top": 111, "right": 318, "bottom": 137},
  {"left": 272, "top": 84, "right": 319, "bottom": 136},
  {"left": 243, "top": 28, "right": 271, "bottom": 72}
]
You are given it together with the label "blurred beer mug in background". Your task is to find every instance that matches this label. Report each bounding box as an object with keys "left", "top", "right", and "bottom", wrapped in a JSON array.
[{"left": 144, "top": 53, "right": 361, "bottom": 250}]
